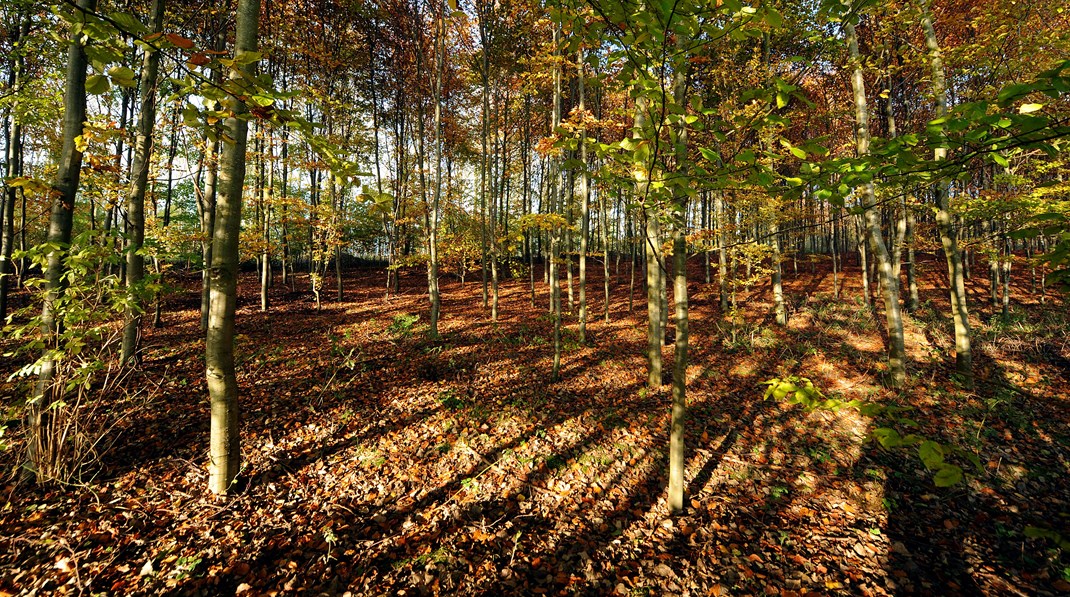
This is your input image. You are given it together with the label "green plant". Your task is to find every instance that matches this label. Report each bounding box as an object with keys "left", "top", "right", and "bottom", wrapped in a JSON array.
[
  {"left": 763, "top": 376, "right": 983, "bottom": 488},
  {"left": 438, "top": 389, "right": 466, "bottom": 411},
  {"left": 1025, "top": 525, "right": 1070, "bottom": 552},
  {"left": 387, "top": 313, "right": 420, "bottom": 339},
  {"left": 5, "top": 232, "right": 158, "bottom": 483}
]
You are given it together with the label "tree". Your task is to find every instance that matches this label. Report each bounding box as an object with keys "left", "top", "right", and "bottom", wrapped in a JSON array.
[
  {"left": 120, "top": 0, "right": 166, "bottom": 366},
  {"left": 28, "top": 0, "right": 98, "bottom": 481},
  {"left": 844, "top": 16, "right": 907, "bottom": 387},
  {"left": 206, "top": 0, "right": 260, "bottom": 495},
  {"left": 919, "top": 0, "right": 973, "bottom": 386}
]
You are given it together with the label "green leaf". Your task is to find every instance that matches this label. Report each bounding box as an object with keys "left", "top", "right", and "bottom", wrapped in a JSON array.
[
  {"left": 918, "top": 441, "right": 944, "bottom": 470},
  {"left": 872, "top": 427, "right": 902, "bottom": 449},
  {"left": 765, "top": 8, "right": 784, "bottom": 28},
  {"left": 108, "top": 65, "right": 136, "bottom": 87},
  {"left": 992, "top": 153, "right": 1010, "bottom": 168},
  {"left": 933, "top": 464, "right": 963, "bottom": 487},
  {"left": 85, "top": 74, "right": 110, "bottom": 95},
  {"left": 699, "top": 147, "right": 721, "bottom": 164},
  {"left": 109, "top": 11, "right": 148, "bottom": 35}
]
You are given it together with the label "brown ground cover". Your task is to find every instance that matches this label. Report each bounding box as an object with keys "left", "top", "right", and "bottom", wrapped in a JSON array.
[{"left": 1, "top": 254, "right": 1068, "bottom": 596}]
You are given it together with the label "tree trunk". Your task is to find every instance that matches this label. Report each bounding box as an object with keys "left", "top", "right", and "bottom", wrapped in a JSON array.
[
  {"left": 667, "top": 41, "right": 690, "bottom": 513},
  {"left": 771, "top": 222, "right": 786, "bottom": 326},
  {"left": 0, "top": 11, "right": 28, "bottom": 321},
  {"left": 261, "top": 131, "right": 273, "bottom": 311},
  {"left": 199, "top": 27, "right": 226, "bottom": 332},
  {"left": 121, "top": 0, "right": 166, "bottom": 366},
  {"left": 577, "top": 46, "right": 589, "bottom": 343},
  {"left": 905, "top": 198, "right": 919, "bottom": 311},
  {"left": 28, "top": 0, "right": 98, "bottom": 481},
  {"left": 428, "top": 1, "right": 444, "bottom": 338},
  {"left": 715, "top": 192, "right": 728, "bottom": 312},
  {"left": 847, "top": 21, "right": 906, "bottom": 387},
  {"left": 207, "top": 0, "right": 259, "bottom": 495},
  {"left": 921, "top": 5, "right": 972, "bottom": 385}
]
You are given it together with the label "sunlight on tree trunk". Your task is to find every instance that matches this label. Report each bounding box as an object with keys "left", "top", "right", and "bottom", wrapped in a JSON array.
[
  {"left": 121, "top": 0, "right": 165, "bottom": 366},
  {"left": 846, "top": 21, "right": 906, "bottom": 387},
  {"left": 921, "top": 2, "right": 972, "bottom": 386},
  {"left": 207, "top": 0, "right": 259, "bottom": 495},
  {"left": 28, "top": 0, "right": 98, "bottom": 481}
]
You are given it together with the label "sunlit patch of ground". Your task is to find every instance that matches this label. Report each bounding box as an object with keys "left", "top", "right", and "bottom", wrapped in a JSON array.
[{"left": 0, "top": 258, "right": 1067, "bottom": 595}]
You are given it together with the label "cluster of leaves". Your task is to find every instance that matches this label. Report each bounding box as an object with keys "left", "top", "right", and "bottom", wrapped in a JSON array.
[
  {"left": 763, "top": 376, "right": 982, "bottom": 487},
  {"left": 2, "top": 231, "right": 159, "bottom": 481}
]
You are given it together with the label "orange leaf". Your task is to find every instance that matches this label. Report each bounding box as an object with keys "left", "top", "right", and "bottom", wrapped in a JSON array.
[{"left": 166, "top": 33, "right": 195, "bottom": 49}]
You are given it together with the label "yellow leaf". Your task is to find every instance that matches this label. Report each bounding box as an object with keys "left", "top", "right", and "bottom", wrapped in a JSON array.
[{"left": 1019, "top": 103, "right": 1044, "bottom": 114}]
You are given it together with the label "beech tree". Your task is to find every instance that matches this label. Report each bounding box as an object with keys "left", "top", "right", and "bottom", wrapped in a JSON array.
[
  {"left": 120, "top": 0, "right": 166, "bottom": 366},
  {"left": 206, "top": 0, "right": 260, "bottom": 495},
  {"left": 28, "top": 0, "right": 97, "bottom": 481}
]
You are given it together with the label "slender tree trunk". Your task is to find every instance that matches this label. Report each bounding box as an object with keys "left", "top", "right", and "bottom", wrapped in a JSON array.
[
  {"left": 199, "top": 27, "right": 225, "bottom": 332},
  {"left": 847, "top": 21, "right": 906, "bottom": 387},
  {"left": 550, "top": 21, "right": 563, "bottom": 380},
  {"left": 667, "top": 41, "right": 690, "bottom": 513},
  {"left": 577, "top": 46, "right": 590, "bottom": 342},
  {"left": 280, "top": 128, "right": 291, "bottom": 287},
  {"left": 633, "top": 93, "right": 663, "bottom": 387},
  {"left": 428, "top": 2, "right": 444, "bottom": 338},
  {"left": 601, "top": 176, "right": 611, "bottom": 323},
  {"left": 715, "top": 192, "right": 728, "bottom": 312},
  {"left": 121, "top": 0, "right": 166, "bottom": 366},
  {"left": 771, "top": 222, "right": 786, "bottom": 326},
  {"left": 1001, "top": 230, "right": 1011, "bottom": 320},
  {"left": 207, "top": 0, "right": 259, "bottom": 495},
  {"left": 261, "top": 132, "right": 273, "bottom": 311},
  {"left": 29, "top": 0, "right": 98, "bottom": 480},
  {"left": 921, "top": 5, "right": 972, "bottom": 385},
  {"left": 479, "top": 11, "right": 490, "bottom": 311},
  {"left": 0, "top": 12, "right": 28, "bottom": 321},
  {"left": 905, "top": 197, "right": 919, "bottom": 311}
]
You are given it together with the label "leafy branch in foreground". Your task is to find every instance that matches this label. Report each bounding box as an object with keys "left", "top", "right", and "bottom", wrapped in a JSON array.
[{"left": 762, "top": 376, "right": 983, "bottom": 487}]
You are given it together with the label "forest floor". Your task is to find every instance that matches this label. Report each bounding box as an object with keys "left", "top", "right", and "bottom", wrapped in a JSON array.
[{"left": 1, "top": 254, "right": 1069, "bottom": 596}]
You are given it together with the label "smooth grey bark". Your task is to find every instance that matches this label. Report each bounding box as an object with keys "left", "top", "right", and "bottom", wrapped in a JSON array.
[
  {"left": 921, "top": 5, "right": 973, "bottom": 385},
  {"left": 846, "top": 21, "right": 907, "bottom": 387},
  {"left": 667, "top": 42, "right": 690, "bottom": 514},
  {"left": 600, "top": 170, "right": 611, "bottom": 323},
  {"left": 261, "top": 133, "right": 272, "bottom": 311},
  {"left": 771, "top": 222, "right": 786, "bottom": 326},
  {"left": 577, "top": 46, "right": 589, "bottom": 343},
  {"left": 905, "top": 198, "right": 919, "bottom": 311},
  {"left": 550, "top": 22, "right": 563, "bottom": 382},
  {"left": 29, "top": 0, "right": 98, "bottom": 480},
  {"left": 0, "top": 11, "right": 28, "bottom": 321},
  {"left": 121, "top": 0, "right": 166, "bottom": 366},
  {"left": 199, "top": 27, "right": 225, "bottom": 332},
  {"left": 207, "top": 0, "right": 259, "bottom": 495},
  {"left": 715, "top": 191, "right": 728, "bottom": 312},
  {"left": 634, "top": 95, "right": 662, "bottom": 389},
  {"left": 478, "top": 9, "right": 490, "bottom": 310},
  {"left": 427, "top": 2, "right": 444, "bottom": 338}
]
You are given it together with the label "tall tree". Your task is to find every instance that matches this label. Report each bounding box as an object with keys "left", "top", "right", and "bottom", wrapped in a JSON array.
[
  {"left": 206, "top": 0, "right": 260, "bottom": 495},
  {"left": 121, "top": 0, "right": 166, "bottom": 366},
  {"left": 920, "top": 1, "right": 973, "bottom": 386},
  {"left": 28, "top": 0, "right": 98, "bottom": 480},
  {"left": 0, "top": 8, "right": 29, "bottom": 321},
  {"left": 845, "top": 18, "right": 907, "bottom": 387}
]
